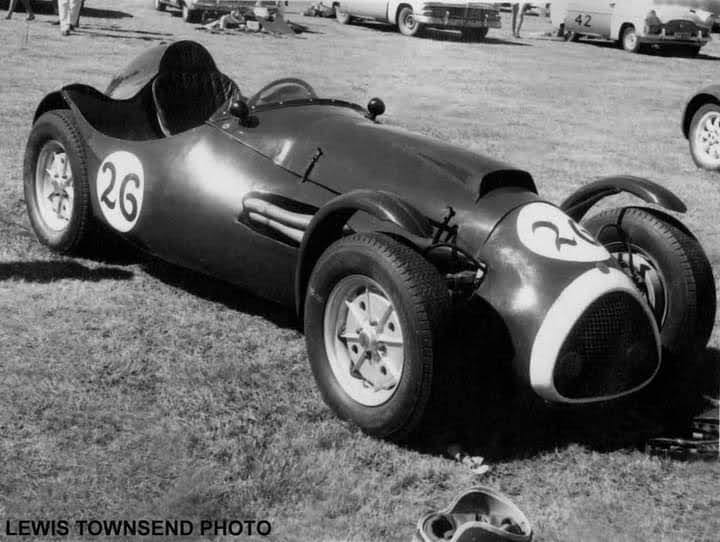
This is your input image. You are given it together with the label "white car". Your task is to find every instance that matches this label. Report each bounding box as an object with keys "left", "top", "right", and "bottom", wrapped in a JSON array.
[
  {"left": 564, "top": 0, "right": 713, "bottom": 54},
  {"left": 333, "top": 0, "right": 502, "bottom": 38}
]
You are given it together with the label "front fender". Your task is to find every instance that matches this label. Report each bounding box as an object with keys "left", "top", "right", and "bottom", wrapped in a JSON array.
[
  {"left": 33, "top": 91, "right": 70, "bottom": 123},
  {"left": 560, "top": 175, "right": 686, "bottom": 222},
  {"left": 294, "top": 189, "right": 433, "bottom": 318},
  {"left": 682, "top": 85, "right": 720, "bottom": 138}
]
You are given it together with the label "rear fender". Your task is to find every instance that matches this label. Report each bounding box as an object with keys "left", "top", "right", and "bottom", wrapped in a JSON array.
[
  {"left": 294, "top": 189, "right": 433, "bottom": 318},
  {"left": 560, "top": 175, "right": 686, "bottom": 222}
]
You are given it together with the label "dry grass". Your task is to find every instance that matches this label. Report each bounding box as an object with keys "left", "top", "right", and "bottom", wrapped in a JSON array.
[{"left": 0, "top": 1, "right": 719, "bottom": 541}]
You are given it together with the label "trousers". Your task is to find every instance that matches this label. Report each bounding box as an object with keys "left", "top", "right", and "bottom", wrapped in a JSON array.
[{"left": 58, "top": 0, "right": 81, "bottom": 31}]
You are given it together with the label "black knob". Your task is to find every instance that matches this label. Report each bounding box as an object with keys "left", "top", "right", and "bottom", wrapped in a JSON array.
[
  {"left": 229, "top": 100, "right": 250, "bottom": 122},
  {"left": 366, "top": 97, "right": 385, "bottom": 121}
]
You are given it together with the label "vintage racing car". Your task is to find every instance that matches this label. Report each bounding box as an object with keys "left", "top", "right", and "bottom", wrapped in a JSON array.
[
  {"left": 24, "top": 41, "right": 716, "bottom": 440},
  {"left": 683, "top": 84, "right": 720, "bottom": 171},
  {"left": 564, "top": 0, "right": 713, "bottom": 54}
]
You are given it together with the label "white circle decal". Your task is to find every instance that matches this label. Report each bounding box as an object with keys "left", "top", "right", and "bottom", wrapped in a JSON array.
[
  {"left": 96, "top": 151, "right": 144, "bottom": 233},
  {"left": 516, "top": 202, "right": 610, "bottom": 262}
]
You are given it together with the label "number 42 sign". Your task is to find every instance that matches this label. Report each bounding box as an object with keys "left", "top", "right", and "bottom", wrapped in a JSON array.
[{"left": 96, "top": 151, "right": 145, "bottom": 233}]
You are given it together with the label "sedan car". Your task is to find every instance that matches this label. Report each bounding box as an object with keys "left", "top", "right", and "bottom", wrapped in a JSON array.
[
  {"left": 564, "top": 0, "right": 713, "bottom": 54},
  {"left": 24, "top": 41, "right": 716, "bottom": 441}
]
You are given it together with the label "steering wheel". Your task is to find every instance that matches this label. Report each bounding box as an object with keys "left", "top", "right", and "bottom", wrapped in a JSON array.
[{"left": 247, "top": 78, "right": 318, "bottom": 108}]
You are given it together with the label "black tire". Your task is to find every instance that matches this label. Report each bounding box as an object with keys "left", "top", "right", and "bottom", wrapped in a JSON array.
[
  {"left": 564, "top": 30, "right": 580, "bottom": 42},
  {"left": 397, "top": 6, "right": 423, "bottom": 37},
  {"left": 24, "top": 109, "right": 95, "bottom": 255},
  {"left": 464, "top": 27, "right": 489, "bottom": 41},
  {"left": 154, "top": 0, "right": 166, "bottom": 11},
  {"left": 334, "top": 4, "right": 351, "bottom": 24},
  {"left": 688, "top": 102, "right": 720, "bottom": 171},
  {"left": 304, "top": 232, "right": 450, "bottom": 441},
  {"left": 620, "top": 25, "right": 641, "bottom": 53},
  {"left": 583, "top": 207, "right": 716, "bottom": 400},
  {"left": 181, "top": 5, "right": 199, "bottom": 22},
  {"left": 686, "top": 45, "right": 701, "bottom": 57}
]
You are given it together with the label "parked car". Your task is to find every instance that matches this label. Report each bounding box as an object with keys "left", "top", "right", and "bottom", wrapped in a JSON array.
[
  {"left": 153, "top": 0, "right": 279, "bottom": 23},
  {"left": 683, "top": 84, "right": 720, "bottom": 170},
  {"left": 24, "top": 41, "right": 715, "bottom": 441},
  {"left": 333, "top": 0, "right": 501, "bottom": 38},
  {"left": 564, "top": 0, "right": 713, "bottom": 54}
]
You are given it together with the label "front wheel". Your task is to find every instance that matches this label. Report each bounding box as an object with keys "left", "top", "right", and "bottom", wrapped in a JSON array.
[
  {"left": 583, "top": 207, "right": 716, "bottom": 403},
  {"left": 688, "top": 103, "right": 720, "bottom": 171},
  {"left": 620, "top": 25, "right": 641, "bottom": 53},
  {"left": 397, "top": 6, "right": 423, "bottom": 37},
  {"left": 24, "top": 110, "right": 95, "bottom": 254},
  {"left": 304, "top": 233, "right": 449, "bottom": 441}
]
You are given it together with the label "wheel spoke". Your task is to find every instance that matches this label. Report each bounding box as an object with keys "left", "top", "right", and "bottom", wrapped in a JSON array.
[
  {"left": 365, "top": 287, "right": 372, "bottom": 321},
  {"left": 378, "top": 334, "right": 403, "bottom": 347},
  {"left": 344, "top": 300, "right": 367, "bottom": 328},
  {"left": 377, "top": 303, "right": 394, "bottom": 331}
]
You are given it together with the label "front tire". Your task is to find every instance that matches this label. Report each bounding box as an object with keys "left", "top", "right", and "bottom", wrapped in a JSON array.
[
  {"left": 304, "top": 233, "right": 449, "bottom": 441},
  {"left": 620, "top": 25, "right": 641, "bottom": 53},
  {"left": 397, "top": 6, "right": 423, "bottom": 37},
  {"left": 583, "top": 207, "right": 716, "bottom": 402},
  {"left": 464, "top": 27, "right": 489, "bottom": 41},
  {"left": 688, "top": 102, "right": 720, "bottom": 171},
  {"left": 24, "top": 110, "right": 94, "bottom": 255}
]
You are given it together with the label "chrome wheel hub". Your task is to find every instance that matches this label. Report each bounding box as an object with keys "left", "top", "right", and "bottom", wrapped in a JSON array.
[
  {"left": 35, "top": 140, "right": 74, "bottom": 232},
  {"left": 323, "top": 275, "right": 404, "bottom": 406},
  {"left": 694, "top": 111, "right": 720, "bottom": 166},
  {"left": 612, "top": 249, "right": 667, "bottom": 325}
]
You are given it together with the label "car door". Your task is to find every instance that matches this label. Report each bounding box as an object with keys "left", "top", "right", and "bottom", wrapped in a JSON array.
[
  {"left": 344, "top": 0, "right": 389, "bottom": 19},
  {"left": 565, "top": 0, "right": 613, "bottom": 37}
]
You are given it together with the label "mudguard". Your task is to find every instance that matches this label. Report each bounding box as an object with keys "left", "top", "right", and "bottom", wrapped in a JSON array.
[
  {"left": 682, "top": 85, "right": 720, "bottom": 138},
  {"left": 560, "top": 175, "right": 686, "bottom": 222},
  {"left": 294, "top": 189, "right": 433, "bottom": 317}
]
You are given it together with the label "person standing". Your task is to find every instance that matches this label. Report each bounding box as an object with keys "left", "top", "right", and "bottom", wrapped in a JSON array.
[
  {"left": 549, "top": 0, "right": 569, "bottom": 37},
  {"left": 511, "top": 2, "right": 531, "bottom": 38},
  {"left": 58, "top": 0, "right": 82, "bottom": 35},
  {"left": 4, "top": 0, "right": 35, "bottom": 20}
]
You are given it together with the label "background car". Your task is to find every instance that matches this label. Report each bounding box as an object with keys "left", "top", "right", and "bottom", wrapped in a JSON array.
[
  {"left": 564, "top": 0, "right": 713, "bottom": 54},
  {"left": 153, "top": 0, "right": 279, "bottom": 22},
  {"left": 333, "top": 0, "right": 501, "bottom": 39}
]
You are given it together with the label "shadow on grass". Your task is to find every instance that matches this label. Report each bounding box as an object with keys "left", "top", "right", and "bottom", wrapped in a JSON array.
[
  {"left": 573, "top": 37, "right": 720, "bottom": 60},
  {"left": 0, "top": 260, "right": 133, "bottom": 282},
  {"left": 75, "top": 28, "right": 171, "bottom": 42},
  {"left": 0, "top": 1, "right": 133, "bottom": 19},
  {"left": 409, "top": 299, "right": 719, "bottom": 461},
  {"left": 142, "top": 258, "right": 299, "bottom": 330},
  {"left": 350, "top": 21, "right": 529, "bottom": 45}
]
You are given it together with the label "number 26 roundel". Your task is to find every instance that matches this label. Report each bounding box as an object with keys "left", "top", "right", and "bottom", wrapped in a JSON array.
[{"left": 96, "top": 151, "right": 145, "bottom": 233}]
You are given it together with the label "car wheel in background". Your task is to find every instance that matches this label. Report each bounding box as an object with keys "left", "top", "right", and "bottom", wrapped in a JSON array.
[
  {"left": 686, "top": 46, "right": 701, "bottom": 57},
  {"left": 583, "top": 207, "right": 716, "bottom": 412},
  {"left": 24, "top": 110, "right": 95, "bottom": 254},
  {"left": 304, "top": 232, "right": 450, "bottom": 441},
  {"left": 620, "top": 25, "right": 641, "bottom": 53},
  {"left": 464, "top": 27, "right": 489, "bottom": 41},
  {"left": 689, "top": 103, "right": 720, "bottom": 170},
  {"left": 334, "top": 4, "right": 352, "bottom": 24},
  {"left": 397, "top": 6, "right": 423, "bottom": 37},
  {"left": 154, "top": 0, "right": 166, "bottom": 11},
  {"left": 182, "top": 5, "right": 199, "bottom": 22},
  {"left": 564, "top": 30, "right": 580, "bottom": 42}
]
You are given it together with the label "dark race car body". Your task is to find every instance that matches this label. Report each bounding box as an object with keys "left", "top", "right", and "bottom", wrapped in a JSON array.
[{"left": 26, "top": 41, "right": 715, "bottom": 439}]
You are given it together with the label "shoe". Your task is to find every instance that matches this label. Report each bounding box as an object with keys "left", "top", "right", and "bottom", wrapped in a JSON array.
[
  {"left": 26, "top": 13, "right": 34, "bottom": 20},
  {"left": 61, "top": 28, "right": 70, "bottom": 35},
  {"left": 4, "top": 14, "right": 11, "bottom": 20}
]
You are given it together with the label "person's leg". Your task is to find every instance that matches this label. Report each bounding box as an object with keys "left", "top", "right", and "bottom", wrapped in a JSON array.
[
  {"left": 515, "top": 2, "right": 528, "bottom": 37},
  {"left": 21, "top": 0, "right": 34, "bottom": 20},
  {"left": 511, "top": 3, "right": 519, "bottom": 37},
  {"left": 58, "top": 0, "right": 70, "bottom": 34},
  {"left": 69, "top": 0, "right": 81, "bottom": 28},
  {"left": 5, "top": 0, "right": 18, "bottom": 20}
]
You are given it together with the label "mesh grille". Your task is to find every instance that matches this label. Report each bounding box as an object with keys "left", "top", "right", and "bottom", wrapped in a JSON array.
[{"left": 554, "top": 292, "right": 658, "bottom": 399}]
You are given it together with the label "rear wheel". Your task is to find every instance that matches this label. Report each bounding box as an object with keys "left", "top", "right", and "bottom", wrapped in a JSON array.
[
  {"left": 689, "top": 103, "right": 720, "bottom": 171},
  {"left": 621, "top": 25, "right": 641, "bottom": 53},
  {"left": 397, "top": 6, "right": 423, "bottom": 37},
  {"left": 24, "top": 110, "right": 95, "bottom": 254},
  {"left": 464, "top": 27, "right": 489, "bottom": 41},
  {"left": 304, "top": 233, "right": 449, "bottom": 441},
  {"left": 583, "top": 207, "right": 716, "bottom": 412}
]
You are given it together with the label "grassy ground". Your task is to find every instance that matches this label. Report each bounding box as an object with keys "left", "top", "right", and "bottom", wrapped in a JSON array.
[{"left": 1, "top": 1, "right": 719, "bottom": 541}]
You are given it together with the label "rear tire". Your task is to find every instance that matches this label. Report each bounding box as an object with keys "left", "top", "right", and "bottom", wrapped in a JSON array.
[
  {"left": 689, "top": 103, "right": 720, "bottom": 171},
  {"left": 621, "top": 25, "right": 641, "bottom": 53},
  {"left": 397, "top": 6, "right": 423, "bottom": 37},
  {"left": 304, "top": 233, "right": 449, "bottom": 441},
  {"left": 24, "top": 110, "right": 95, "bottom": 255},
  {"left": 464, "top": 27, "right": 489, "bottom": 41},
  {"left": 583, "top": 207, "right": 716, "bottom": 410}
]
